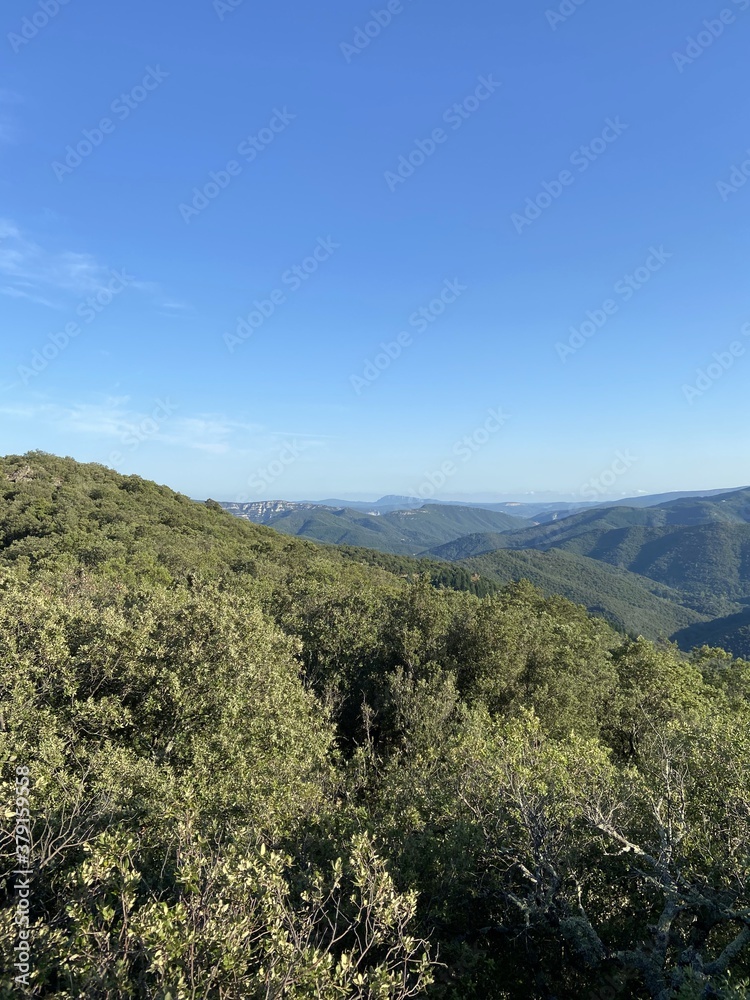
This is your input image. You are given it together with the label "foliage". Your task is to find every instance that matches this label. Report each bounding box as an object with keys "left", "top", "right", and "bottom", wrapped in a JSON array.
[{"left": 0, "top": 453, "right": 749, "bottom": 998}]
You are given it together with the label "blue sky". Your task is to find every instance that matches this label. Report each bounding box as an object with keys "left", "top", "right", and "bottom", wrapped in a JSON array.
[{"left": 1, "top": 0, "right": 749, "bottom": 501}]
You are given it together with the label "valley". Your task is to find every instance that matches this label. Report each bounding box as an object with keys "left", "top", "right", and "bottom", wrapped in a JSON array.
[{"left": 222, "top": 486, "right": 750, "bottom": 652}]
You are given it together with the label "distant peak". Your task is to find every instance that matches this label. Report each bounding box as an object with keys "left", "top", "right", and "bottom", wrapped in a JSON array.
[{"left": 374, "top": 495, "right": 423, "bottom": 505}]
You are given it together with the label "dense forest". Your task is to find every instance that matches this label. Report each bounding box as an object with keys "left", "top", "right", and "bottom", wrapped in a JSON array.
[{"left": 1, "top": 453, "right": 749, "bottom": 998}]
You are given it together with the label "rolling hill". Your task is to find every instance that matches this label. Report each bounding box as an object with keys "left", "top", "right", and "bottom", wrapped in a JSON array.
[
  {"left": 463, "top": 488, "right": 750, "bottom": 555},
  {"left": 428, "top": 532, "right": 512, "bottom": 561},
  {"left": 221, "top": 501, "right": 528, "bottom": 555},
  {"left": 433, "top": 521, "right": 750, "bottom": 619},
  {"left": 520, "top": 522, "right": 750, "bottom": 611},
  {"left": 672, "top": 606, "right": 750, "bottom": 660},
  {"left": 602, "top": 487, "right": 746, "bottom": 508},
  {"left": 455, "top": 547, "right": 709, "bottom": 641},
  {"left": 6, "top": 456, "right": 750, "bottom": 998}
]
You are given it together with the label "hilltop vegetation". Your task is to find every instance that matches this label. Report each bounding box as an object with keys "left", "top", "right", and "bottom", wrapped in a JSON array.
[{"left": 1, "top": 453, "right": 750, "bottom": 999}]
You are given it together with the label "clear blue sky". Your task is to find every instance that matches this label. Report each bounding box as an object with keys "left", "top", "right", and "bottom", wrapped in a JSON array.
[{"left": 1, "top": 0, "right": 748, "bottom": 501}]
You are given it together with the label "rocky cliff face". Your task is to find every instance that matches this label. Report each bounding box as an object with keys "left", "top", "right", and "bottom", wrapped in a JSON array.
[{"left": 220, "top": 500, "right": 335, "bottom": 523}]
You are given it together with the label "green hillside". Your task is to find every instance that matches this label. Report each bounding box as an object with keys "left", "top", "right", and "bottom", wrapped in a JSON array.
[
  {"left": 0, "top": 453, "right": 335, "bottom": 584},
  {"left": 428, "top": 531, "right": 511, "bottom": 560},
  {"left": 2, "top": 453, "right": 750, "bottom": 999},
  {"left": 334, "top": 545, "right": 503, "bottom": 598},
  {"left": 473, "top": 488, "right": 750, "bottom": 556},
  {"left": 312, "top": 544, "right": 707, "bottom": 643},
  {"left": 443, "top": 505, "right": 750, "bottom": 621},
  {"left": 656, "top": 486, "right": 750, "bottom": 524},
  {"left": 604, "top": 487, "right": 747, "bottom": 508},
  {"left": 442, "top": 506, "right": 673, "bottom": 556},
  {"left": 457, "top": 547, "right": 708, "bottom": 640},
  {"left": 547, "top": 522, "right": 750, "bottom": 611},
  {"left": 673, "top": 607, "right": 750, "bottom": 660}
]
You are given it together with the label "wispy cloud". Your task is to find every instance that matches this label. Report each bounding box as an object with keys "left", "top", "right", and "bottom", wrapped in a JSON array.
[
  {"left": 0, "top": 397, "right": 136, "bottom": 439},
  {"left": 157, "top": 299, "right": 193, "bottom": 316},
  {"left": 0, "top": 219, "right": 190, "bottom": 313},
  {"left": 0, "top": 220, "right": 121, "bottom": 306},
  {"left": 0, "top": 396, "right": 326, "bottom": 459}
]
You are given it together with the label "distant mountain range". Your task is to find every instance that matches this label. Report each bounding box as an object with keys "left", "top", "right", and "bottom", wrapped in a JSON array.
[
  {"left": 597, "top": 488, "right": 745, "bottom": 508},
  {"left": 220, "top": 486, "right": 750, "bottom": 656},
  {"left": 221, "top": 501, "right": 528, "bottom": 555},
  {"left": 293, "top": 495, "right": 593, "bottom": 518}
]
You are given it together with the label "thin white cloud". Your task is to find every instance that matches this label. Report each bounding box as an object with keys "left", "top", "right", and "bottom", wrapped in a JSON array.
[
  {"left": 0, "top": 397, "right": 326, "bottom": 459},
  {"left": 0, "top": 284, "right": 60, "bottom": 308},
  {"left": 0, "top": 221, "right": 119, "bottom": 302},
  {"left": 157, "top": 300, "right": 193, "bottom": 317},
  {"left": 0, "top": 219, "right": 190, "bottom": 313}
]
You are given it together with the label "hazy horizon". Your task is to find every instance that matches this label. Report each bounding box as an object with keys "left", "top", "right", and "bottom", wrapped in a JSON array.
[{"left": 213, "top": 484, "right": 748, "bottom": 506}]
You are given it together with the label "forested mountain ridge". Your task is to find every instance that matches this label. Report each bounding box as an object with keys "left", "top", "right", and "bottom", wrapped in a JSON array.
[
  {"left": 549, "top": 522, "right": 750, "bottom": 604},
  {"left": 460, "top": 488, "right": 750, "bottom": 555},
  {"left": 1, "top": 452, "right": 750, "bottom": 999},
  {"left": 602, "top": 487, "right": 747, "bottom": 508},
  {"left": 222, "top": 499, "right": 528, "bottom": 554},
  {"left": 222, "top": 487, "right": 750, "bottom": 557},
  {"left": 221, "top": 486, "right": 750, "bottom": 655},
  {"left": 435, "top": 522, "right": 750, "bottom": 615},
  {"left": 454, "top": 547, "right": 710, "bottom": 639},
  {"left": 673, "top": 607, "right": 750, "bottom": 661}
]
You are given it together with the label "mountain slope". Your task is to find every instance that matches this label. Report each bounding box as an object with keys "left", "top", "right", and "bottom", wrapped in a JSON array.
[
  {"left": 440, "top": 493, "right": 750, "bottom": 617},
  {"left": 0, "top": 452, "right": 398, "bottom": 588},
  {"left": 649, "top": 486, "right": 750, "bottom": 524},
  {"left": 603, "top": 487, "right": 747, "bottom": 508},
  {"left": 222, "top": 501, "right": 528, "bottom": 554},
  {"left": 544, "top": 522, "right": 750, "bottom": 609},
  {"left": 455, "top": 547, "right": 709, "bottom": 641},
  {"left": 428, "top": 532, "right": 512, "bottom": 561},
  {"left": 467, "top": 488, "right": 750, "bottom": 555},
  {"left": 672, "top": 607, "right": 750, "bottom": 660}
]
